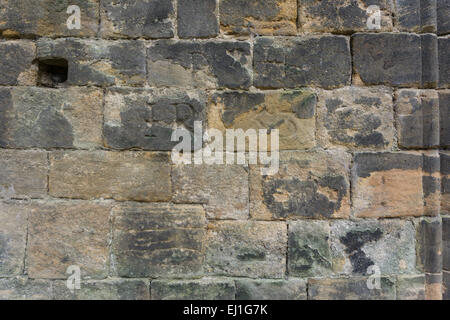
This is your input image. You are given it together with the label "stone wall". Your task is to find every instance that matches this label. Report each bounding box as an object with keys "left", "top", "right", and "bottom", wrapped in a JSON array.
[{"left": 0, "top": 0, "right": 449, "bottom": 300}]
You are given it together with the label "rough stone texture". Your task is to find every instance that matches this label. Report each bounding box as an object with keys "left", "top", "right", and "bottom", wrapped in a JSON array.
[
  {"left": 37, "top": 38, "right": 146, "bottom": 86},
  {"left": 27, "top": 201, "right": 110, "bottom": 279},
  {"left": 442, "top": 152, "right": 450, "bottom": 215},
  {"left": 331, "top": 220, "right": 416, "bottom": 275},
  {"left": 0, "top": 202, "right": 28, "bottom": 276},
  {"left": 208, "top": 90, "right": 317, "bottom": 150},
  {"left": 100, "top": 0, "right": 174, "bottom": 39},
  {"left": 443, "top": 217, "right": 450, "bottom": 271},
  {"left": 205, "top": 221, "right": 287, "bottom": 278},
  {"left": 147, "top": 40, "right": 251, "bottom": 89},
  {"left": 151, "top": 278, "right": 235, "bottom": 300},
  {"left": 440, "top": 92, "right": 450, "bottom": 147},
  {"left": 49, "top": 151, "right": 171, "bottom": 202},
  {"left": 395, "top": 0, "right": 437, "bottom": 32},
  {"left": 220, "top": 0, "right": 297, "bottom": 36},
  {"left": 437, "top": 0, "right": 450, "bottom": 35},
  {"left": 421, "top": 34, "right": 439, "bottom": 88},
  {"left": 396, "top": 90, "right": 440, "bottom": 149},
  {"left": 254, "top": 36, "right": 351, "bottom": 89},
  {"left": 300, "top": 0, "right": 394, "bottom": 33},
  {"left": 317, "top": 87, "right": 394, "bottom": 150},
  {"left": 103, "top": 88, "right": 206, "bottom": 151},
  {"left": 250, "top": 151, "right": 351, "bottom": 220},
  {"left": 112, "top": 203, "right": 206, "bottom": 278},
  {"left": 0, "top": 87, "right": 103, "bottom": 149},
  {"left": 0, "top": 0, "right": 99, "bottom": 38},
  {"left": 0, "top": 41, "right": 36, "bottom": 85},
  {"left": 0, "top": 277, "right": 53, "bottom": 300},
  {"left": 416, "top": 218, "right": 442, "bottom": 274},
  {"left": 178, "top": 0, "right": 218, "bottom": 38},
  {"left": 425, "top": 273, "right": 442, "bottom": 300},
  {"left": 235, "top": 279, "right": 307, "bottom": 300},
  {"left": 444, "top": 271, "right": 450, "bottom": 300},
  {"left": 308, "top": 277, "right": 396, "bottom": 300},
  {"left": 352, "top": 152, "right": 441, "bottom": 218},
  {"left": 172, "top": 164, "right": 249, "bottom": 220},
  {"left": 288, "top": 221, "right": 332, "bottom": 277},
  {"left": 439, "top": 37, "right": 450, "bottom": 88},
  {"left": 396, "top": 275, "right": 426, "bottom": 300},
  {"left": 0, "top": 151, "right": 47, "bottom": 199}
]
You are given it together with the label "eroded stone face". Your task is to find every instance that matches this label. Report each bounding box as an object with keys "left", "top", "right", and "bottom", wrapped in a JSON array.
[
  {"left": 317, "top": 87, "right": 394, "bottom": 150},
  {"left": 0, "top": 202, "right": 28, "bottom": 276},
  {"left": 151, "top": 278, "right": 235, "bottom": 300},
  {"left": 416, "top": 218, "right": 442, "bottom": 274},
  {"left": 103, "top": 88, "right": 206, "bottom": 151},
  {"left": 205, "top": 221, "right": 287, "bottom": 278},
  {"left": 254, "top": 36, "right": 351, "bottom": 89},
  {"left": 440, "top": 92, "right": 450, "bottom": 148},
  {"left": 147, "top": 40, "right": 251, "bottom": 89},
  {"left": 0, "top": 87, "right": 103, "bottom": 149},
  {"left": 208, "top": 90, "right": 316, "bottom": 150},
  {"left": 397, "top": 275, "right": 426, "bottom": 300},
  {"left": 442, "top": 152, "right": 450, "bottom": 215},
  {"left": 220, "top": 0, "right": 297, "bottom": 36},
  {"left": 300, "top": 0, "right": 393, "bottom": 33},
  {"left": 100, "top": 0, "right": 174, "bottom": 39},
  {"left": 178, "top": 0, "right": 218, "bottom": 38},
  {"left": 235, "top": 279, "right": 307, "bottom": 300},
  {"left": 395, "top": 0, "right": 437, "bottom": 32},
  {"left": 37, "top": 39, "right": 146, "bottom": 86},
  {"left": 439, "top": 37, "right": 450, "bottom": 88},
  {"left": 0, "top": 41, "right": 36, "bottom": 85},
  {"left": 0, "top": 277, "right": 53, "bottom": 300},
  {"left": 0, "top": 0, "right": 99, "bottom": 38},
  {"left": 250, "top": 151, "right": 351, "bottom": 220},
  {"left": 27, "top": 201, "right": 110, "bottom": 279},
  {"left": 112, "top": 203, "right": 206, "bottom": 278},
  {"left": 331, "top": 220, "right": 416, "bottom": 275},
  {"left": 49, "top": 151, "right": 171, "bottom": 202}
]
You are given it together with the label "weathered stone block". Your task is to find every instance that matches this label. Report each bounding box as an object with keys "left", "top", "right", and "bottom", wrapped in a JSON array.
[
  {"left": 208, "top": 90, "right": 316, "bottom": 150},
  {"left": 331, "top": 220, "right": 416, "bottom": 275},
  {"left": 250, "top": 151, "right": 351, "bottom": 220},
  {"left": 317, "top": 87, "right": 394, "bottom": 150},
  {"left": 147, "top": 40, "right": 251, "bottom": 89},
  {"left": 300, "top": 0, "right": 393, "bottom": 33},
  {"left": 151, "top": 278, "right": 235, "bottom": 300},
  {"left": 440, "top": 92, "right": 450, "bottom": 147},
  {"left": 442, "top": 153, "right": 450, "bottom": 215},
  {"left": 0, "top": 41, "right": 36, "bottom": 85},
  {"left": 0, "top": 0, "right": 99, "bottom": 38},
  {"left": 103, "top": 88, "right": 206, "bottom": 151},
  {"left": 396, "top": 90, "right": 439, "bottom": 149},
  {"left": 439, "top": 37, "right": 450, "bottom": 88},
  {"left": 443, "top": 217, "right": 450, "bottom": 271},
  {"left": 100, "top": 0, "right": 174, "bottom": 39},
  {"left": 235, "top": 279, "right": 307, "bottom": 300},
  {"left": 396, "top": 0, "right": 437, "bottom": 32},
  {"left": 49, "top": 151, "right": 171, "bottom": 202},
  {"left": 172, "top": 164, "right": 249, "bottom": 220},
  {"left": 288, "top": 221, "right": 332, "bottom": 277},
  {"left": 425, "top": 273, "right": 442, "bottom": 300},
  {"left": 205, "top": 221, "right": 287, "bottom": 278},
  {"left": 0, "top": 277, "right": 53, "bottom": 300},
  {"left": 37, "top": 38, "right": 146, "bottom": 86},
  {"left": 112, "top": 203, "right": 206, "bottom": 278},
  {"left": 397, "top": 275, "right": 426, "bottom": 300},
  {"left": 254, "top": 36, "right": 351, "bottom": 89},
  {"left": 308, "top": 277, "right": 396, "bottom": 300},
  {"left": 28, "top": 201, "right": 110, "bottom": 279},
  {"left": 437, "top": 0, "right": 450, "bottom": 35},
  {"left": 444, "top": 271, "right": 450, "bottom": 300},
  {"left": 416, "top": 218, "right": 442, "bottom": 273},
  {"left": 0, "top": 202, "right": 27, "bottom": 276},
  {"left": 0, "top": 87, "right": 103, "bottom": 149},
  {"left": 352, "top": 152, "right": 440, "bottom": 218},
  {"left": 220, "top": 0, "right": 297, "bottom": 36},
  {"left": 178, "top": 0, "right": 218, "bottom": 38},
  {"left": 0, "top": 151, "right": 47, "bottom": 199}
]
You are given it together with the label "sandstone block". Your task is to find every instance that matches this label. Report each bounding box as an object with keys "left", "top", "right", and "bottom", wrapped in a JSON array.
[
  {"left": 37, "top": 39, "right": 146, "bottom": 86},
  {"left": 103, "top": 88, "right": 206, "bottom": 151},
  {"left": 27, "top": 201, "right": 110, "bottom": 279},
  {"left": 397, "top": 275, "right": 426, "bottom": 300},
  {"left": 0, "top": 151, "right": 47, "bottom": 199},
  {"left": 178, "top": 0, "right": 218, "bottom": 38},
  {"left": 235, "top": 278, "right": 306, "bottom": 300},
  {"left": 0, "top": 41, "right": 36, "bottom": 85},
  {"left": 0, "top": 87, "right": 102, "bottom": 149},
  {"left": 147, "top": 40, "right": 251, "bottom": 89},
  {"left": 208, "top": 90, "right": 316, "bottom": 150},
  {"left": 112, "top": 203, "right": 206, "bottom": 278},
  {"left": 425, "top": 273, "right": 442, "bottom": 300},
  {"left": 254, "top": 36, "right": 351, "bottom": 89},
  {"left": 250, "top": 151, "right": 351, "bottom": 220},
  {"left": 151, "top": 278, "right": 235, "bottom": 300},
  {"left": 331, "top": 220, "right": 416, "bottom": 275},
  {"left": 317, "top": 87, "right": 394, "bottom": 150},
  {"left": 0, "top": 277, "right": 53, "bottom": 300},
  {"left": 440, "top": 92, "right": 450, "bottom": 147},
  {"left": 439, "top": 37, "right": 450, "bottom": 88},
  {"left": 49, "top": 151, "right": 171, "bottom": 202},
  {"left": 442, "top": 152, "right": 450, "bottom": 215},
  {"left": 395, "top": 0, "right": 437, "bottom": 32},
  {"left": 205, "top": 221, "right": 287, "bottom": 278},
  {"left": 443, "top": 217, "right": 450, "bottom": 271},
  {"left": 437, "top": 0, "right": 450, "bottom": 35},
  {"left": 220, "top": 0, "right": 297, "bottom": 36},
  {"left": 416, "top": 218, "right": 442, "bottom": 273},
  {"left": 444, "top": 271, "right": 450, "bottom": 300}
]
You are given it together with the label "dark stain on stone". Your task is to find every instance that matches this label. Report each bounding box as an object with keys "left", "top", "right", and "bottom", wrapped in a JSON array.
[
  {"left": 291, "top": 93, "right": 316, "bottom": 119},
  {"left": 219, "top": 92, "right": 265, "bottom": 126},
  {"left": 354, "top": 153, "right": 422, "bottom": 178},
  {"left": 237, "top": 248, "right": 266, "bottom": 261},
  {"left": 354, "top": 131, "right": 385, "bottom": 147}
]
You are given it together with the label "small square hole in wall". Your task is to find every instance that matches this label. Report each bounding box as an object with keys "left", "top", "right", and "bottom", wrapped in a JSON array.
[{"left": 37, "top": 58, "right": 69, "bottom": 87}]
